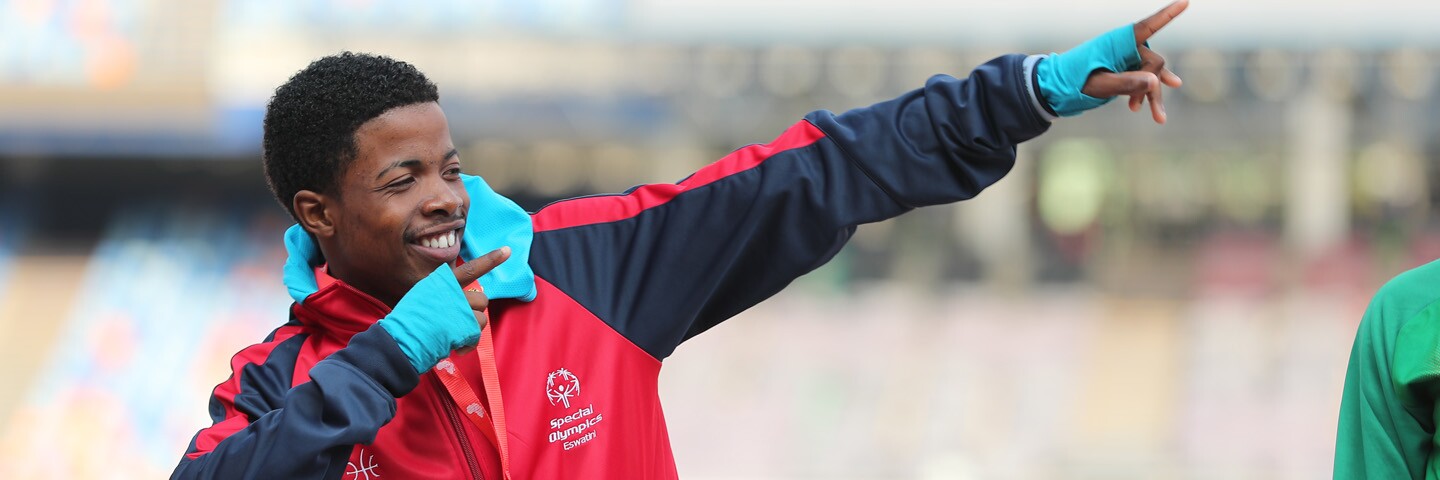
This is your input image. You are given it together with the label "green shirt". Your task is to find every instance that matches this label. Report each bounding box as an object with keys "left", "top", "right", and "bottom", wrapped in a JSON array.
[{"left": 1337, "top": 259, "right": 1440, "bottom": 479}]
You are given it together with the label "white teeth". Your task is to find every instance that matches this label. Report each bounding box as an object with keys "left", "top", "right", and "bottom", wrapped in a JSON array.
[{"left": 417, "top": 231, "right": 458, "bottom": 249}]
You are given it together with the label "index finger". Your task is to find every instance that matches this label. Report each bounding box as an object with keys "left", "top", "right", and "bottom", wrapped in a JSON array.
[
  {"left": 1134, "top": 0, "right": 1189, "bottom": 44},
  {"left": 452, "top": 246, "right": 512, "bottom": 286}
]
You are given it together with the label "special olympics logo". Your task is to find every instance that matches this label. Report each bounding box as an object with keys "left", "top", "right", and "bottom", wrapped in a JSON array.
[{"left": 546, "top": 368, "right": 581, "bottom": 408}]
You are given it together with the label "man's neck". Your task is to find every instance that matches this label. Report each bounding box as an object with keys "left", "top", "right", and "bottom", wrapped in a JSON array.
[{"left": 322, "top": 263, "right": 402, "bottom": 308}]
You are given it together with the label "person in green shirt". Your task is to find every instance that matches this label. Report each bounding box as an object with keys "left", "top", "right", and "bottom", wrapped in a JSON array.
[{"left": 1336, "top": 260, "right": 1440, "bottom": 478}]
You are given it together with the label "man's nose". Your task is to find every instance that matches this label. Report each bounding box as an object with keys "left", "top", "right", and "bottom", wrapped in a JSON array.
[{"left": 422, "top": 180, "right": 463, "bottom": 216}]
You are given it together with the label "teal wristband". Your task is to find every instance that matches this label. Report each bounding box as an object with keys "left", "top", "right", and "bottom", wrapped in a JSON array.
[
  {"left": 377, "top": 265, "right": 479, "bottom": 373},
  {"left": 1035, "top": 25, "right": 1144, "bottom": 117}
]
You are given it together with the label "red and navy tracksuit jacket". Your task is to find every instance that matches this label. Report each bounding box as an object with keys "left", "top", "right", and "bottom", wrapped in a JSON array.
[{"left": 173, "top": 53, "right": 1052, "bottom": 479}]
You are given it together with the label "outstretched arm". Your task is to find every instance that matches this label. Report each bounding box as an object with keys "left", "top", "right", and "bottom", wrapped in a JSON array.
[{"left": 530, "top": 1, "right": 1188, "bottom": 361}]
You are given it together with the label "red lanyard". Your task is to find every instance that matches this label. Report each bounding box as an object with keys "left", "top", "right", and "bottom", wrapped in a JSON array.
[{"left": 432, "top": 304, "right": 512, "bottom": 479}]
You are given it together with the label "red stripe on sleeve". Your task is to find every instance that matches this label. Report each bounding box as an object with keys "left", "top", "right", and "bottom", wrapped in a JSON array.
[
  {"left": 188, "top": 416, "right": 251, "bottom": 459},
  {"left": 531, "top": 120, "right": 826, "bottom": 232},
  {"left": 186, "top": 324, "right": 305, "bottom": 459}
]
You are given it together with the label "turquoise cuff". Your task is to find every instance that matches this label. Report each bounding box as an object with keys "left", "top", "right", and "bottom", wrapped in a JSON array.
[
  {"left": 1035, "top": 24, "right": 1144, "bottom": 117},
  {"left": 376, "top": 265, "right": 479, "bottom": 373}
]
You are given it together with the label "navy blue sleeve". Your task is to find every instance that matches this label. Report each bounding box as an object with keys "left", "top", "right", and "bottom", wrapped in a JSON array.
[
  {"left": 529, "top": 53, "right": 1050, "bottom": 360},
  {"left": 171, "top": 324, "right": 420, "bottom": 480}
]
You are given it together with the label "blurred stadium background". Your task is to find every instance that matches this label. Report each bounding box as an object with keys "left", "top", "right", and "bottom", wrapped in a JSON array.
[{"left": 3, "top": 0, "right": 1440, "bottom": 478}]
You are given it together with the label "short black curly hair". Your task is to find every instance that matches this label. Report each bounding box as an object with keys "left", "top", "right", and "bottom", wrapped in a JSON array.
[{"left": 262, "top": 52, "right": 440, "bottom": 219}]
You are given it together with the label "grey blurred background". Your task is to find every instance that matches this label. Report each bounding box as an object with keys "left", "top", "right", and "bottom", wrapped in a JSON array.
[{"left": 2, "top": 0, "right": 1438, "bottom": 478}]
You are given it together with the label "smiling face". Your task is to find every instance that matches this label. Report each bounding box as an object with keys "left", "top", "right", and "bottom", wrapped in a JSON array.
[{"left": 294, "top": 102, "right": 469, "bottom": 306}]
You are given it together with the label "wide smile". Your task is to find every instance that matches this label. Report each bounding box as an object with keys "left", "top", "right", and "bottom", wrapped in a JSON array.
[{"left": 409, "top": 226, "right": 463, "bottom": 263}]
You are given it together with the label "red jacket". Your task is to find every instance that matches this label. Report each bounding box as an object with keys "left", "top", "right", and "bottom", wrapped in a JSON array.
[{"left": 172, "top": 53, "right": 1050, "bottom": 479}]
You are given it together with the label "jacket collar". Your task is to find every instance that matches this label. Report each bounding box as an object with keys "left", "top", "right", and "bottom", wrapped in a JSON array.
[{"left": 292, "top": 265, "right": 393, "bottom": 342}]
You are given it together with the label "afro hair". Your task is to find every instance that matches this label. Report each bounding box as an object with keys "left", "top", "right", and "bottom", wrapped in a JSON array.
[{"left": 262, "top": 52, "right": 440, "bottom": 219}]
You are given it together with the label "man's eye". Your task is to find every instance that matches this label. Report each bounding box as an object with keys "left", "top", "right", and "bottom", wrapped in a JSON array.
[
  {"left": 386, "top": 177, "right": 415, "bottom": 189},
  {"left": 445, "top": 167, "right": 463, "bottom": 176}
]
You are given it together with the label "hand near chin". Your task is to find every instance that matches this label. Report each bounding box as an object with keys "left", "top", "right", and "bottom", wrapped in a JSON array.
[{"left": 378, "top": 246, "right": 513, "bottom": 374}]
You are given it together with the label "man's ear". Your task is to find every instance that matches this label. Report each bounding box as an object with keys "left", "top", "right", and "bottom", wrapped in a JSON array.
[{"left": 293, "top": 190, "right": 337, "bottom": 239}]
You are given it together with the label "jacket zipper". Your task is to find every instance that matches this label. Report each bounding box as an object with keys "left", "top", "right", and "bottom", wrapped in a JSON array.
[{"left": 433, "top": 374, "right": 484, "bottom": 480}]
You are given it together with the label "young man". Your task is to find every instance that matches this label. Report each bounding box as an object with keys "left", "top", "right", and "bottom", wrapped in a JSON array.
[{"left": 174, "top": 2, "right": 1187, "bottom": 478}]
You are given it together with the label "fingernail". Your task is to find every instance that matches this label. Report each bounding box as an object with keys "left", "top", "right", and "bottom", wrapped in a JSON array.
[{"left": 501, "top": 246, "right": 511, "bottom": 255}]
